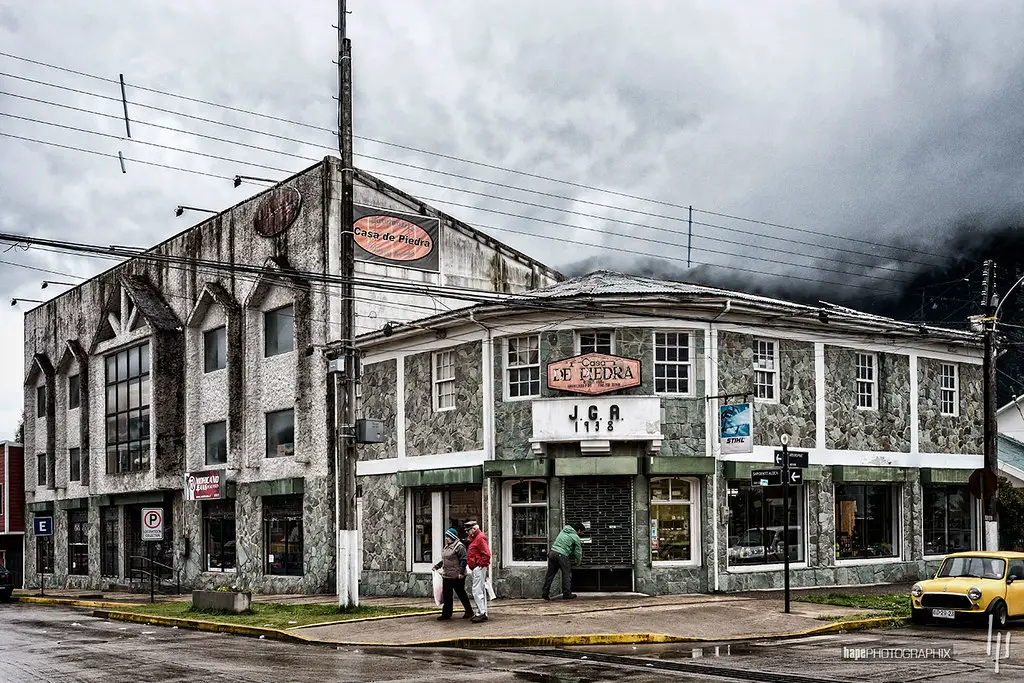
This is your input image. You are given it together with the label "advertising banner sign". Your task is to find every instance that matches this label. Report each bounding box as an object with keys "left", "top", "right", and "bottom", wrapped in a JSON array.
[
  {"left": 185, "top": 470, "right": 224, "bottom": 501},
  {"left": 352, "top": 204, "right": 440, "bottom": 272},
  {"left": 546, "top": 353, "right": 642, "bottom": 395},
  {"left": 719, "top": 403, "right": 753, "bottom": 454}
]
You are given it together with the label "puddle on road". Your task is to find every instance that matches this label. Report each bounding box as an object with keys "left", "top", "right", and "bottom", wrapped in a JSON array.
[{"left": 513, "top": 673, "right": 593, "bottom": 683}]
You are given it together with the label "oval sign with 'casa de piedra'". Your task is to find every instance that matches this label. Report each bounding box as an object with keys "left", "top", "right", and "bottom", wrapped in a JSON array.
[{"left": 547, "top": 353, "right": 642, "bottom": 395}]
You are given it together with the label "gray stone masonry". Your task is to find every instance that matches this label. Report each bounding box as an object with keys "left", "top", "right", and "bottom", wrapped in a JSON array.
[
  {"left": 918, "top": 358, "right": 983, "bottom": 453},
  {"left": 405, "top": 341, "right": 483, "bottom": 457},
  {"left": 824, "top": 348, "right": 911, "bottom": 452},
  {"left": 359, "top": 359, "right": 398, "bottom": 461}
]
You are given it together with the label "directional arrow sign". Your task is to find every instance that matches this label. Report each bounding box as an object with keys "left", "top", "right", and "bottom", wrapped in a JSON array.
[
  {"left": 774, "top": 450, "right": 809, "bottom": 469},
  {"left": 751, "top": 468, "right": 783, "bottom": 486},
  {"left": 788, "top": 468, "right": 803, "bottom": 485}
]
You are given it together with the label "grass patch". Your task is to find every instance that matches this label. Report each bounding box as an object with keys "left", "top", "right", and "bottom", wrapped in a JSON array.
[
  {"left": 120, "top": 601, "right": 434, "bottom": 628},
  {"left": 796, "top": 593, "right": 911, "bottom": 618}
]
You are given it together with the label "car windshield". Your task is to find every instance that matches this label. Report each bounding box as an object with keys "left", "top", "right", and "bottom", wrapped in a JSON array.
[{"left": 937, "top": 556, "right": 1005, "bottom": 579}]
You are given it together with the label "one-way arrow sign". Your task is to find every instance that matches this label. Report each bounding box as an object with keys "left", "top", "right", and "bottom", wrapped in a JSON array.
[
  {"left": 788, "top": 468, "right": 803, "bottom": 485},
  {"left": 774, "top": 450, "right": 809, "bottom": 469}
]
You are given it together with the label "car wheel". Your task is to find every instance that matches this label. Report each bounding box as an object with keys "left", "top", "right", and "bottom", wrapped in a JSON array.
[
  {"left": 0, "top": 590, "right": 11, "bottom": 603},
  {"left": 911, "top": 608, "right": 929, "bottom": 625},
  {"left": 989, "top": 600, "right": 1009, "bottom": 629}
]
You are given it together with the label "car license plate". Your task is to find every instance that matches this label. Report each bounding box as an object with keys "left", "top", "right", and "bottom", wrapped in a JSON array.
[{"left": 932, "top": 609, "right": 956, "bottom": 619}]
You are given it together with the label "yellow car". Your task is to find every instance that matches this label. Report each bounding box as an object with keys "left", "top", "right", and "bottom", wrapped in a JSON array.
[{"left": 910, "top": 551, "right": 1024, "bottom": 627}]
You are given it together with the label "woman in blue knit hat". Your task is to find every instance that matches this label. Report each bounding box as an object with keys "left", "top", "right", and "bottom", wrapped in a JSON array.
[{"left": 432, "top": 527, "right": 473, "bottom": 620}]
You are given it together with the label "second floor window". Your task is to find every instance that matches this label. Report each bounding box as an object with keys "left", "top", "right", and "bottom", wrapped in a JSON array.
[
  {"left": 37, "top": 453, "right": 46, "bottom": 486},
  {"left": 265, "top": 305, "right": 294, "bottom": 357},
  {"left": 940, "top": 363, "right": 958, "bottom": 416},
  {"left": 204, "top": 326, "right": 227, "bottom": 372},
  {"left": 506, "top": 335, "right": 540, "bottom": 399},
  {"left": 36, "top": 385, "right": 46, "bottom": 417},
  {"left": 578, "top": 330, "right": 613, "bottom": 354},
  {"left": 433, "top": 350, "right": 455, "bottom": 411},
  {"left": 753, "top": 339, "right": 778, "bottom": 401},
  {"left": 105, "top": 343, "right": 151, "bottom": 474},
  {"left": 266, "top": 409, "right": 295, "bottom": 458},
  {"left": 654, "top": 332, "right": 691, "bottom": 394},
  {"left": 68, "top": 374, "right": 81, "bottom": 410},
  {"left": 69, "top": 447, "right": 81, "bottom": 482},
  {"left": 205, "top": 421, "right": 227, "bottom": 465},
  {"left": 856, "top": 353, "right": 877, "bottom": 410}
]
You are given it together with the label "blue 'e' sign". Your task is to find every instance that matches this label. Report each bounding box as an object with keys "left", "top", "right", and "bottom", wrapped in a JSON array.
[{"left": 34, "top": 516, "right": 53, "bottom": 536}]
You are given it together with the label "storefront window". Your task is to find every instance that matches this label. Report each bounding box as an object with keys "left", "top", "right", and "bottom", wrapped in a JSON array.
[
  {"left": 68, "top": 510, "right": 88, "bottom": 575},
  {"left": 508, "top": 480, "right": 548, "bottom": 563},
  {"left": 412, "top": 490, "right": 433, "bottom": 564},
  {"left": 727, "top": 481, "right": 803, "bottom": 566},
  {"left": 835, "top": 484, "right": 898, "bottom": 559},
  {"left": 37, "top": 536, "right": 54, "bottom": 574},
  {"left": 923, "top": 485, "right": 971, "bottom": 556},
  {"left": 651, "top": 477, "right": 694, "bottom": 562},
  {"left": 264, "top": 495, "right": 303, "bottom": 576},
  {"left": 410, "top": 487, "right": 482, "bottom": 566},
  {"left": 204, "top": 501, "right": 236, "bottom": 572}
]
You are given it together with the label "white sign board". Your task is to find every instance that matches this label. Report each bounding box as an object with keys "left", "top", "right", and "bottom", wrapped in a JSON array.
[
  {"left": 531, "top": 396, "right": 662, "bottom": 442},
  {"left": 719, "top": 403, "right": 753, "bottom": 454},
  {"left": 141, "top": 507, "right": 164, "bottom": 541}
]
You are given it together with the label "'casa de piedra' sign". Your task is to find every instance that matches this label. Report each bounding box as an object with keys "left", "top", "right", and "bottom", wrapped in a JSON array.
[{"left": 547, "top": 353, "right": 642, "bottom": 395}]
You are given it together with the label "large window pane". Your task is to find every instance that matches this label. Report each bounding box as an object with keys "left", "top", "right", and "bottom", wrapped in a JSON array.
[
  {"left": 924, "top": 485, "right": 971, "bottom": 556},
  {"left": 205, "top": 421, "right": 228, "bottom": 465},
  {"left": 651, "top": 477, "right": 694, "bottom": 562},
  {"left": 413, "top": 490, "right": 433, "bottom": 564},
  {"left": 264, "top": 305, "right": 294, "bottom": 357},
  {"left": 835, "top": 484, "right": 897, "bottom": 559},
  {"left": 266, "top": 409, "right": 295, "bottom": 458},
  {"left": 105, "top": 343, "right": 151, "bottom": 474},
  {"left": 69, "top": 448, "right": 81, "bottom": 482},
  {"left": 727, "top": 481, "right": 803, "bottom": 565},
  {"left": 446, "top": 488, "right": 482, "bottom": 546},
  {"left": 204, "top": 501, "right": 236, "bottom": 572},
  {"left": 68, "top": 510, "right": 88, "bottom": 575},
  {"left": 68, "top": 374, "right": 80, "bottom": 410},
  {"left": 204, "top": 326, "right": 227, "bottom": 372},
  {"left": 509, "top": 480, "right": 548, "bottom": 562},
  {"left": 264, "top": 495, "right": 303, "bottom": 576}
]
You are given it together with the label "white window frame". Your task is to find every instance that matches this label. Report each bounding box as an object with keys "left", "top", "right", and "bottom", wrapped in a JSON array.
[
  {"left": 575, "top": 329, "right": 614, "bottom": 355},
  {"left": 408, "top": 490, "right": 444, "bottom": 574},
  {"left": 855, "top": 352, "right": 878, "bottom": 411},
  {"left": 432, "top": 350, "right": 456, "bottom": 412},
  {"left": 753, "top": 338, "right": 779, "bottom": 403},
  {"left": 940, "top": 363, "right": 959, "bottom": 417},
  {"left": 504, "top": 335, "right": 541, "bottom": 401},
  {"left": 653, "top": 331, "right": 693, "bottom": 396},
  {"left": 503, "top": 479, "right": 549, "bottom": 567},
  {"left": 650, "top": 476, "right": 701, "bottom": 567},
  {"left": 833, "top": 484, "right": 902, "bottom": 565}
]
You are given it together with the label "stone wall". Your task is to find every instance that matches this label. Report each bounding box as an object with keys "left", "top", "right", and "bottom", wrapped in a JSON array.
[
  {"left": 919, "top": 358, "right": 983, "bottom": 453},
  {"left": 824, "top": 348, "right": 911, "bottom": 452},
  {"left": 359, "top": 359, "right": 398, "bottom": 461},
  {"left": 405, "top": 341, "right": 483, "bottom": 457},
  {"left": 717, "top": 333, "right": 816, "bottom": 448}
]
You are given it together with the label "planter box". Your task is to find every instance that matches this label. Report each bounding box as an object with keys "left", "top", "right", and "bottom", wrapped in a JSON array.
[{"left": 192, "top": 590, "right": 251, "bottom": 613}]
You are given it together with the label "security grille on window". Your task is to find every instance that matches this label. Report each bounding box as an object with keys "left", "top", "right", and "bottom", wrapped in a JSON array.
[
  {"left": 835, "top": 484, "right": 898, "bottom": 559},
  {"left": 506, "top": 335, "right": 540, "bottom": 398},
  {"left": 205, "top": 421, "right": 228, "bottom": 465},
  {"left": 727, "top": 481, "right": 804, "bottom": 565},
  {"left": 104, "top": 343, "right": 151, "bottom": 474},
  {"left": 654, "top": 332, "right": 691, "bottom": 394},
  {"left": 69, "top": 447, "right": 81, "bottom": 482},
  {"left": 940, "top": 363, "right": 958, "bottom": 416},
  {"left": 36, "top": 385, "right": 46, "bottom": 417},
  {"left": 264, "top": 495, "right": 303, "bottom": 576},
  {"left": 264, "top": 305, "right": 294, "bottom": 357},
  {"left": 266, "top": 409, "right": 295, "bottom": 458},
  {"left": 433, "top": 350, "right": 455, "bottom": 411},
  {"left": 68, "top": 510, "right": 88, "bottom": 575},
  {"left": 856, "top": 353, "right": 877, "bottom": 410},
  {"left": 37, "top": 453, "right": 46, "bottom": 486},
  {"left": 753, "top": 339, "right": 778, "bottom": 401},
  {"left": 651, "top": 477, "right": 695, "bottom": 562},
  {"left": 68, "top": 374, "right": 80, "bottom": 410},
  {"left": 204, "top": 326, "right": 227, "bottom": 372},
  {"left": 204, "top": 500, "right": 236, "bottom": 572},
  {"left": 101, "top": 507, "right": 119, "bottom": 576},
  {"left": 923, "top": 485, "right": 972, "bottom": 556},
  {"left": 578, "top": 330, "right": 613, "bottom": 354},
  {"left": 37, "top": 534, "right": 54, "bottom": 575},
  {"left": 508, "top": 480, "right": 548, "bottom": 563}
]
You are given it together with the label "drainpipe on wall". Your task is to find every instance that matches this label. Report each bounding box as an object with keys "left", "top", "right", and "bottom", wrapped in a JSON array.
[{"left": 470, "top": 310, "right": 496, "bottom": 585}]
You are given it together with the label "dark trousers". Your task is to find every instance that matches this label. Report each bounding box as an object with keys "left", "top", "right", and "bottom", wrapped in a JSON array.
[
  {"left": 441, "top": 576, "right": 473, "bottom": 617},
  {"left": 542, "top": 551, "right": 572, "bottom": 598}
]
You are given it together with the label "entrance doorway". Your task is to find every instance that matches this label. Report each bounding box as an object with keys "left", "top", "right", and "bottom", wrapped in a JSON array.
[{"left": 563, "top": 476, "right": 634, "bottom": 591}]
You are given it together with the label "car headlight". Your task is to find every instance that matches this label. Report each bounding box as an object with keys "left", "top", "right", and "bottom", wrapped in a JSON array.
[
  {"left": 911, "top": 584, "right": 923, "bottom": 598},
  {"left": 968, "top": 587, "right": 982, "bottom": 601}
]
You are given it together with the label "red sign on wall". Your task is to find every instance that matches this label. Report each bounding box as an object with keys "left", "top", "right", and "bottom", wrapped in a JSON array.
[
  {"left": 185, "top": 470, "right": 223, "bottom": 501},
  {"left": 547, "top": 353, "right": 642, "bottom": 395},
  {"left": 352, "top": 204, "right": 440, "bottom": 272}
]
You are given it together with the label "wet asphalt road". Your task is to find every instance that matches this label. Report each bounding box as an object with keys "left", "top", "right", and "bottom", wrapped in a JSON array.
[{"left": 4, "top": 602, "right": 1024, "bottom": 682}]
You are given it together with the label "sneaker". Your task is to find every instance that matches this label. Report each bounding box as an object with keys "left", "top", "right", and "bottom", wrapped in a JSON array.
[
  {"left": 563, "top": 593, "right": 578, "bottom": 600},
  {"left": 437, "top": 615, "right": 451, "bottom": 621},
  {"left": 462, "top": 612, "right": 474, "bottom": 619},
  {"left": 471, "top": 614, "right": 488, "bottom": 623}
]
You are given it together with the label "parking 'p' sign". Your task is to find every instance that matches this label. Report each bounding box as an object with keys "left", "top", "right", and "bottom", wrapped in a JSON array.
[{"left": 141, "top": 507, "right": 164, "bottom": 541}]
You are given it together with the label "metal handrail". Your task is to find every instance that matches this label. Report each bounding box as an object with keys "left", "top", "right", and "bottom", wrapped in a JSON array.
[{"left": 127, "top": 555, "right": 181, "bottom": 596}]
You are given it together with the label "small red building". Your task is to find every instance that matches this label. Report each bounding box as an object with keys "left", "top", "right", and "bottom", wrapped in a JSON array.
[{"left": 0, "top": 440, "right": 25, "bottom": 588}]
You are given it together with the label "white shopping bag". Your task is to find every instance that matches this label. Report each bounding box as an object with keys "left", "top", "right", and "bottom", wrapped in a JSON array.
[
  {"left": 485, "top": 577, "right": 496, "bottom": 600},
  {"left": 432, "top": 569, "right": 443, "bottom": 607}
]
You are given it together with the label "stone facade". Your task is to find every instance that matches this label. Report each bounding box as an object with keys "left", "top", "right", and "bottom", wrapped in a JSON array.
[
  {"left": 405, "top": 342, "right": 483, "bottom": 457},
  {"left": 824, "top": 348, "right": 911, "bottom": 452},
  {"left": 358, "top": 359, "right": 398, "bottom": 461},
  {"left": 918, "top": 358, "right": 983, "bottom": 453}
]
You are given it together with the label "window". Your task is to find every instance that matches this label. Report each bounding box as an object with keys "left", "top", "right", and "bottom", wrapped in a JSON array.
[
  {"left": 410, "top": 487, "right": 482, "bottom": 568},
  {"left": 36, "top": 533, "right": 54, "bottom": 575},
  {"left": 68, "top": 510, "right": 88, "bottom": 575},
  {"left": 68, "top": 375, "right": 81, "bottom": 410},
  {"left": 651, "top": 478, "right": 696, "bottom": 563},
  {"left": 204, "top": 500, "right": 236, "bottom": 572},
  {"left": 753, "top": 339, "right": 778, "bottom": 401},
  {"left": 266, "top": 409, "right": 295, "bottom": 458},
  {"left": 507, "top": 480, "right": 548, "bottom": 563},
  {"left": 654, "top": 332, "right": 691, "bottom": 394},
  {"left": 101, "top": 507, "right": 119, "bottom": 576},
  {"left": 69, "top": 448, "right": 81, "bottom": 482},
  {"left": 264, "top": 305, "right": 294, "bottom": 357},
  {"left": 835, "top": 484, "right": 898, "bottom": 559},
  {"left": 923, "top": 485, "right": 971, "bottom": 556},
  {"left": 205, "top": 421, "right": 228, "bottom": 465},
  {"left": 264, "top": 495, "right": 303, "bottom": 576},
  {"left": 578, "top": 330, "right": 613, "bottom": 354},
  {"left": 433, "top": 350, "right": 456, "bottom": 411},
  {"left": 856, "top": 353, "right": 877, "bottom": 410},
  {"left": 727, "top": 481, "right": 804, "bottom": 566},
  {"left": 412, "top": 490, "right": 434, "bottom": 564},
  {"left": 940, "top": 363, "right": 958, "bottom": 416},
  {"left": 506, "top": 335, "right": 540, "bottom": 398},
  {"left": 37, "top": 453, "right": 46, "bottom": 486},
  {"left": 36, "top": 385, "right": 46, "bottom": 417},
  {"left": 204, "top": 326, "right": 227, "bottom": 372},
  {"left": 104, "top": 343, "right": 151, "bottom": 474}
]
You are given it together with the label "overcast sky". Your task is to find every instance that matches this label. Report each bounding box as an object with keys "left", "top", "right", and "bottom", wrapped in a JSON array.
[{"left": 2, "top": 1, "right": 1024, "bottom": 437}]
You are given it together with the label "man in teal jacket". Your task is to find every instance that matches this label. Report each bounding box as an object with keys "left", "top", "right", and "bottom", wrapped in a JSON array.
[{"left": 542, "top": 522, "right": 585, "bottom": 600}]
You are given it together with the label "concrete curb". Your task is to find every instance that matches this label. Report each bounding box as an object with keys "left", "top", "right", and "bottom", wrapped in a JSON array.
[{"left": 15, "top": 595, "right": 145, "bottom": 610}]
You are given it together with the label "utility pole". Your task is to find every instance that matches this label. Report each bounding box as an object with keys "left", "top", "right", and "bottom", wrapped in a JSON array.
[
  {"left": 336, "top": 0, "right": 359, "bottom": 609},
  {"left": 982, "top": 260, "right": 999, "bottom": 550}
]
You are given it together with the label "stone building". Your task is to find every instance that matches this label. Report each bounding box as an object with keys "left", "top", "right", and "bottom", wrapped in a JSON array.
[
  {"left": 20, "top": 157, "right": 561, "bottom": 594},
  {"left": 351, "top": 271, "right": 984, "bottom": 597}
]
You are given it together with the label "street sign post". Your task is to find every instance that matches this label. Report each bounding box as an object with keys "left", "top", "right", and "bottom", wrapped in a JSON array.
[
  {"left": 33, "top": 516, "right": 53, "bottom": 597},
  {"left": 751, "top": 468, "right": 783, "bottom": 486},
  {"left": 141, "top": 508, "right": 164, "bottom": 603}
]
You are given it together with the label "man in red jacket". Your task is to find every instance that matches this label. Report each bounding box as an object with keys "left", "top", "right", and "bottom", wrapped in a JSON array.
[{"left": 465, "top": 520, "right": 491, "bottom": 623}]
